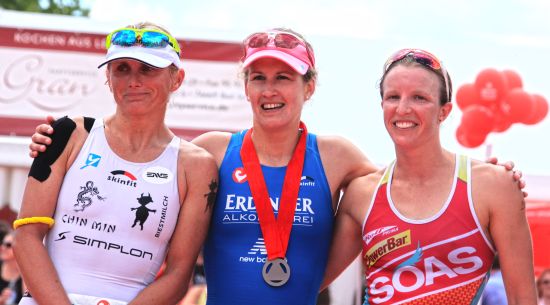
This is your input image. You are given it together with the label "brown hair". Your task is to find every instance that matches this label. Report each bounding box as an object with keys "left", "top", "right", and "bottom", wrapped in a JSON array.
[{"left": 379, "top": 55, "right": 453, "bottom": 106}]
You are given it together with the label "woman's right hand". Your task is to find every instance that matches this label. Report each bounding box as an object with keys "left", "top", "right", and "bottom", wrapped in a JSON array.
[{"left": 29, "top": 116, "right": 56, "bottom": 158}]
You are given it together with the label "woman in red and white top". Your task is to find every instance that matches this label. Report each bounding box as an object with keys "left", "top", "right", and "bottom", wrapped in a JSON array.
[{"left": 322, "top": 49, "right": 537, "bottom": 305}]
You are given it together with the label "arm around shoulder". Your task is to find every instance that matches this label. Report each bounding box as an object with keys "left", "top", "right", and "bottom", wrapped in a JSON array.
[
  {"left": 472, "top": 163, "right": 537, "bottom": 305},
  {"left": 321, "top": 172, "right": 380, "bottom": 290}
]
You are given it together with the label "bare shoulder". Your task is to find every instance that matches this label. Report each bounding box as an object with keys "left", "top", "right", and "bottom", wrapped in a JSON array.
[
  {"left": 317, "top": 135, "right": 375, "bottom": 169},
  {"left": 72, "top": 117, "right": 93, "bottom": 139},
  {"left": 316, "top": 135, "right": 361, "bottom": 159},
  {"left": 471, "top": 159, "right": 518, "bottom": 190},
  {"left": 61, "top": 116, "right": 93, "bottom": 164},
  {"left": 191, "top": 131, "right": 232, "bottom": 162},
  {"left": 471, "top": 159, "right": 524, "bottom": 210},
  {"left": 192, "top": 131, "right": 232, "bottom": 149},
  {"left": 178, "top": 140, "right": 218, "bottom": 171},
  {"left": 316, "top": 135, "right": 378, "bottom": 188}
]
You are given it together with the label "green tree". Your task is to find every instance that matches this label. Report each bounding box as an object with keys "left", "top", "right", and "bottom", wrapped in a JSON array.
[{"left": 0, "top": 0, "right": 90, "bottom": 16}]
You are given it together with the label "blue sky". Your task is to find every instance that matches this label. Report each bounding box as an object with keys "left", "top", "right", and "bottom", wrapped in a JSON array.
[{"left": 81, "top": 0, "right": 550, "bottom": 176}]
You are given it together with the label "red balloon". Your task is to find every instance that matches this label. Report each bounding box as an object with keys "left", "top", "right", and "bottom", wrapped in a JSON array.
[
  {"left": 460, "top": 105, "right": 495, "bottom": 134},
  {"left": 474, "top": 69, "right": 508, "bottom": 108},
  {"left": 523, "top": 94, "right": 549, "bottom": 125},
  {"left": 456, "top": 124, "right": 487, "bottom": 148},
  {"left": 456, "top": 83, "right": 480, "bottom": 110},
  {"left": 502, "top": 70, "right": 523, "bottom": 89},
  {"left": 504, "top": 88, "right": 533, "bottom": 123},
  {"left": 492, "top": 106, "right": 513, "bottom": 132}
]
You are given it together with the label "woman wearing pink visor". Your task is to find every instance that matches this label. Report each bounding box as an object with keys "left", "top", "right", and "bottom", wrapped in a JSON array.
[{"left": 196, "top": 28, "right": 378, "bottom": 305}]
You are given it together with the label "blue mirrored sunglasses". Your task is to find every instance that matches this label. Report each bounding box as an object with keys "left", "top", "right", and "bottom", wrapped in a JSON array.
[{"left": 106, "top": 28, "right": 181, "bottom": 55}]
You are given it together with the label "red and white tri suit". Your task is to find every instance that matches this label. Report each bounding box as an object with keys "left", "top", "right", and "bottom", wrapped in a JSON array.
[{"left": 361, "top": 155, "right": 495, "bottom": 305}]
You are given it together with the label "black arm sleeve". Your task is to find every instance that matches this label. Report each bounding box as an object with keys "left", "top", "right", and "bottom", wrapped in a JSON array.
[{"left": 28, "top": 116, "right": 76, "bottom": 182}]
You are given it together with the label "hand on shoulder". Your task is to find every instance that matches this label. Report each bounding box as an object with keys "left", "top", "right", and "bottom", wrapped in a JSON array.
[
  {"left": 471, "top": 159, "right": 526, "bottom": 229},
  {"left": 471, "top": 159, "right": 524, "bottom": 205}
]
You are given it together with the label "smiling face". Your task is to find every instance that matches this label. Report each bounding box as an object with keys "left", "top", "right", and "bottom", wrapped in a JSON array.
[
  {"left": 381, "top": 64, "right": 452, "bottom": 149},
  {"left": 244, "top": 57, "right": 314, "bottom": 130},
  {"left": 106, "top": 59, "right": 184, "bottom": 116}
]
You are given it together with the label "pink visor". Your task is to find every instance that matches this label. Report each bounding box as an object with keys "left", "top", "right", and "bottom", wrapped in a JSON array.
[{"left": 242, "top": 31, "right": 315, "bottom": 75}]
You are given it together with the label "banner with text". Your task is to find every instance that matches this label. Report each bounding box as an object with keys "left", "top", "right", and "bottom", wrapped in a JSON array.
[{"left": 0, "top": 26, "right": 251, "bottom": 138}]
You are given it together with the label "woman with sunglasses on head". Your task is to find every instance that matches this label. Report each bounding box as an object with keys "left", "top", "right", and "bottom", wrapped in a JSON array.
[
  {"left": 322, "top": 49, "right": 537, "bottom": 305},
  {"left": 191, "top": 28, "right": 377, "bottom": 305},
  {"left": 13, "top": 21, "right": 218, "bottom": 305}
]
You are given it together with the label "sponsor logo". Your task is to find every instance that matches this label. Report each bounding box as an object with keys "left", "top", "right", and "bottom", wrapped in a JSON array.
[
  {"left": 74, "top": 181, "right": 106, "bottom": 212},
  {"left": 142, "top": 166, "right": 173, "bottom": 184},
  {"left": 365, "top": 230, "right": 411, "bottom": 267},
  {"left": 232, "top": 167, "right": 247, "bottom": 183},
  {"left": 107, "top": 170, "right": 137, "bottom": 188},
  {"left": 366, "top": 246, "right": 484, "bottom": 304},
  {"left": 131, "top": 193, "right": 156, "bottom": 231},
  {"left": 239, "top": 237, "right": 268, "bottom": 264},
  {"left": 155, "top": 196, "right": 169, "bottom": 238},
  {"left": 222, "top": 194, "right": 315, "bottom": 226},
  {"left": 55, "top": 231, "right": 69, "bottom": 241},
  {"left": 300, "top": 175, "right": 315, "bottom": 187},
  {"left": 80, "top": 153, "right": 101, "bottom": 169},
  {"left": 364, "top": 226, "right": 399, "bottom": 245},
  {"left": 248, "top": 237, "right": 267, "bottom": 255},
  {"left": 56, "top": 232, "right": 154, "bottom": 260}
]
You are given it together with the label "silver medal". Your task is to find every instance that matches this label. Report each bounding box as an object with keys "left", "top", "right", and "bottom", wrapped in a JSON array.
[{"left": 262, "top": 258, "right": 291, "bottom": 287}]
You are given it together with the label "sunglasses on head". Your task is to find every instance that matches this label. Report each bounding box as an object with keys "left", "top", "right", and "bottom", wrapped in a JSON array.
[
  {"left": 384, "top": 48, "right": 450, "bottom": 101},
  {"left": 244, "top": 31, "right": 315, "bottom": 67},
  {"left": 106, "top": 28, "right": 181, "bottom": 55}
]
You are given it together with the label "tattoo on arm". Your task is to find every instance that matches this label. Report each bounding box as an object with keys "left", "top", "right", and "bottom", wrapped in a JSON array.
[{"left": 204, "top": 180, "right": 218, "bottom": 212}]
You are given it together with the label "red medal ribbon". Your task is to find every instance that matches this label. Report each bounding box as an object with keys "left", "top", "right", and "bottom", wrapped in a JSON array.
[{"left": 240, "top": 122, "right": 307, "bottom": 260}]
